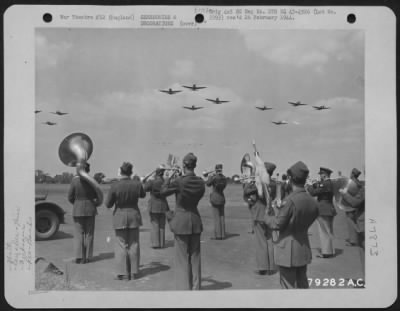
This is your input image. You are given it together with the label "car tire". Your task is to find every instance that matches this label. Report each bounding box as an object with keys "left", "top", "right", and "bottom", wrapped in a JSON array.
[{"left": 36, "top": 209, "right": 60, "bottom": 240}]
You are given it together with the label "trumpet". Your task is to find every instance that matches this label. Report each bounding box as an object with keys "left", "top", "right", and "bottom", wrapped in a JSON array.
[
  {"left": 233, "top": 175, "right": 256, "bottom": 183},
  {"left": 202, "top": 169, "right": 216, "bottom": 178}
]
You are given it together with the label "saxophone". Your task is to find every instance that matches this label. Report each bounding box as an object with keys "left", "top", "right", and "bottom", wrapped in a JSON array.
[{"left": 58, "top": 133, "right": 103, "bottom": 207}]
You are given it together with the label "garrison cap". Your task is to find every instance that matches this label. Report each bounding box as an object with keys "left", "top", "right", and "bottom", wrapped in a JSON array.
[
  {"left": 282, "top": 174, "right": 288, "bottom": 181},
  {"left": 264, "top": 162, "right": 277, "bottom": 176},
  {"left": 318, "top": 167, "right": 333, "bottom": 176},
  {"left": 287, "top": 161, "right": 309, "bottom": 180},
  {"left": 215, "top": 164, "right": 223, "bottom": 170},
  {"left": 120, "top": 162, "right": 133, "bottom": 176},
  {"left": 351, "top": 168, "right": 361, "bottom": 178},
  {"left": 183, "top": 152, "right": 197, "bottom": 168}
]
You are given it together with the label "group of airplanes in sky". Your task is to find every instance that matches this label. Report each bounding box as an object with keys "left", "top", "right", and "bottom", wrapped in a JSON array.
[
  {"left": 160, "top": 83, "right": 331, "bottom": 125},
  {"left": 36, "top": 83, "right": 331, "bottom": 126}
]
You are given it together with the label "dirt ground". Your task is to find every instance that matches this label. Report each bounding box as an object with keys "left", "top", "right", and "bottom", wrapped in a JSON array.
[{"left": 35, "top": 183, "right": 364, "bottom": 291}]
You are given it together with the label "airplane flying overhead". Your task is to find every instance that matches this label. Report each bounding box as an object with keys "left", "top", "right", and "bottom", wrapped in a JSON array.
[
  {"left": 272, "top": 121, "right": 288, "bottom": 125},
  {"left": 42, "top": 121, "right": 57, "bottom": 125},
  {"left": 182, "top": 84, "right": 207, "bottom": 91},
  {"left": 35, "top": 110, "right": 42, "bottom": 114},
  {"left": 183, "top": 105, "right": 204, "bottom": 111},
  {"left": 206, "top": 97, "right": 230, "bottom": 104},
  {"left": 159, "top": 88, "right": 182, "bottom": 95},
  {"left": 50, "top": 110, "right": 68, "bottom": 115},
  {"left": 312, "top": 105, "right": 330, "bottom": 110},
  {"left": 255, "top": 105, "right": 272, "bottom": 111},
  {"left": 288, "top": 101, "right": 307, "bottom": 107}
]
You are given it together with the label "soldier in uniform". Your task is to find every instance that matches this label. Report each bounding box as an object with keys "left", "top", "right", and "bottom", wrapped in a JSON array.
[
  {"left": 68, "top": 162, "right": 97, "bottom": 264},
  {"left": 339, "top": 168, "right": 365, "bottom": 270},
  {"left": 160, "top": 153, "right": 206, "bottom": 290},
  {"left": 105, "top": 162, "right": 146, "bottom": 280},
  {"left": 206, "top": 164, "right": 228, "bottom": 240},
  {"left": 307, "top": 167, "right": 337, "bottom": 258},
  {"left": 143, "top": 167, "right": 169, "bottom": 248},
  {"left": 343, "top": 168, "right": 362, "bottom": 246},
  {"left": 264, "top": 161, "right": 319, "bottom": 288},
  {"left": 243, "top": 162, "right": 277, "bottom": 275}
]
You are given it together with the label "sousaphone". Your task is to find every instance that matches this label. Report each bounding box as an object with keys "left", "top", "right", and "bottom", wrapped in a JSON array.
[{"left": 59, "top": 132, "right": 103, "bottom": 207}]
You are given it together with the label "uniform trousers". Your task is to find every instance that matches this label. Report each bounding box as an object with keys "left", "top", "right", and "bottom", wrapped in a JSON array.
[
  {"left": 279, "top": 265, "right": 309, "bottom": 289},
  {"left": 73, "top": 216, "right": 95, "bottom": 261},
  {"left": 174, "top": 233, "right": 201, "bottom": 290},
  {"left": 345, "top": 211, "right": 359, "bottom": 244},
  {"left": 211, "top": 204, "right": 225, "bottom": 239},
  {"left": 317, "top": 216, "right": 335, "bottom": 255},
  {"left": 150, "top": 213, "right": 166, "bottom": 248},
  {"left": 254, "top": 221, "right": 276, "bottom": 272},
  {"left": 114, "top": 228, "right": 140, "bottom": 277}
]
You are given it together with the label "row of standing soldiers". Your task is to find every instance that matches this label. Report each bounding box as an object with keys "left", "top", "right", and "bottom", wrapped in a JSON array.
[{"left": 68, "top": 155, "right": 365, "bottom": 289}]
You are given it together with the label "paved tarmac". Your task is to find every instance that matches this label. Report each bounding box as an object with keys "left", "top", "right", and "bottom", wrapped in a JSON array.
[{"left": 36, "top": 184, "right": 364, "bottom": 290}]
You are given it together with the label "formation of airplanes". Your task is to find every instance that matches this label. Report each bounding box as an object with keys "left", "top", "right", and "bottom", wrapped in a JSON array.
[{"left": 36, "top": 110, "right": 69, "bottom": 125}]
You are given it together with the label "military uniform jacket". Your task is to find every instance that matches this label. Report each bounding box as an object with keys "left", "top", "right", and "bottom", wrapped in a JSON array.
[
  {"left": 68, "top": 176, "right": 97, "bottom": 217},
  {"left": 342, "top": 179, "right": 365, "bottom": 232},
  {"left": 243, "top": 182, "right": 267, "bottom": 222},
  {"left": 160, "top": 172, "right": 205, "bottom": 235},
  {"left": 143, "top": 176, "right": 169, "bottom": 213},
  {"left": 265, "top": 188, "right": 319, "bottom": 267},
  {"left": 105, "top": 177, "right": 146, "bottom": 229},
  {"left": 307, "top": 180, "right": 337, "bottom": 216},
  {"left": 206, "top": 173, "right": 227, "bottom": 206}
]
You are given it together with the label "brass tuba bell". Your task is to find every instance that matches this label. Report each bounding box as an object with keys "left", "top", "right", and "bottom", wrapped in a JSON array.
[{"left": 59, "top": 133, "right": 103, "bottom": 207}]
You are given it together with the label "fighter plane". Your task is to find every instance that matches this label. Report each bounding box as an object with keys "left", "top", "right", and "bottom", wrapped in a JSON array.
[
  {"left": 35, "top": 110, "right": 42, "bottom": 114},
  {"left": 206, "top": 97, "right": 230, "bottom": 104},
  {"left": 182, "top": 84, "right": 207, "bottom": 91},
  {"left": 50, "top": 110, "right": 68, "bottom": 115},
  {"left": 42, "top": 121, "right": 57, "bottom": 125},
  {"left": 312, "top": 105, "right": 330, "bottom": 110},
  {"left": 288, "top": 101, "right": 307, "bottom": 107},
  {"left": 159, "top": 88, "right": 182, "bottom": 95},
  {"left": 183, "top": 105, "right": 204, "bottom": 111},
  {"left": 272, "top": 121, "right": 288, "bottom": 125},
  {"left": 255, "top": 105, "right": 272, "bottom": 111}
]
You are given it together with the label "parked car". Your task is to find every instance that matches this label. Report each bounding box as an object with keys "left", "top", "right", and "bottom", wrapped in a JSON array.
[{"left": 35, "top": 193, "right": 66, "bottom": 240}]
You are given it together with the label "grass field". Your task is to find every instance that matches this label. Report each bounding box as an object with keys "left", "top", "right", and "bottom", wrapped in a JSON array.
[{"left": 35, "top": 183, "right": 364, "bottom": 291}]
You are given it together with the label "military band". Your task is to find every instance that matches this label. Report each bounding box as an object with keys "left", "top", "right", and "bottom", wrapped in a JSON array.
[{"left": 65, "top": 146, "right": 365, "bottom": 289}]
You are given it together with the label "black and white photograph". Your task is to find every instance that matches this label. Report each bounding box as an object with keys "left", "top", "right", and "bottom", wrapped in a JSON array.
[{"left": 4, "top": 5, "right": 397, "bottom": 308}]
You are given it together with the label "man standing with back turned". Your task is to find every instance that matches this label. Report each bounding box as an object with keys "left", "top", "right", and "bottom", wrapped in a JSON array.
[
  {"left": 264, "top": 161, "right": 319, "bottom": 288},
  {"left": 161, "top": 153, "right": 206, "bottom": 290}
]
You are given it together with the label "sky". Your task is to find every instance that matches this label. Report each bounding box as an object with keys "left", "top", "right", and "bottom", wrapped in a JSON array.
[{"left": 35, "top": 28, "right": 364, "bottom": 179}]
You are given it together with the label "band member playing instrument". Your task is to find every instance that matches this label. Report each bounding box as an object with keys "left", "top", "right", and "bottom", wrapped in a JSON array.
[
  {"left": 339, "top": 168, "right": 365, "bottom": 270},
  {"left": 160, "top": 153, "right": 206, "bottom": 290},
  {"left": 306, "top": 167, "right": 337, "bottom": 258},
  {"left": 105, "top": 162, "right": 146, "bottom": 280},
  {"left": 265, "top": 161, "right": 319, "bottom": 289},
  {"left": 68, "top": 162, "right": 97, "bottom": 264},
  {"left": 243, "top": 162, "right": 277, "bottom": 275},
  {"left": 206, "top": 164, "right": 228, "bottom": 240},
  {"left": 343, "top": 168, "right": 362, "bottom": 246},
  {"left": 143, "top": 167, "right": 169, "bottom": 248}
]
